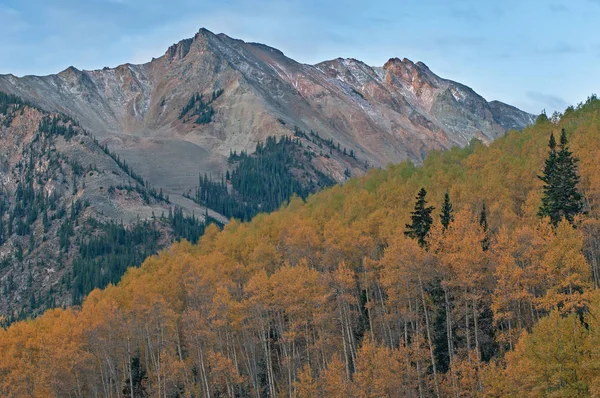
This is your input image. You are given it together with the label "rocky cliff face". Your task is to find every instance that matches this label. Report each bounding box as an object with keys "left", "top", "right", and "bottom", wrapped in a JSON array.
[{"left": 0, "top": 28, "right": 535, "bottom": 194}]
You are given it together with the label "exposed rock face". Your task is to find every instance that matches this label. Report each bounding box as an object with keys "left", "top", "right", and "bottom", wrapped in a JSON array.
[{"left": 0, "top": 28, "right": 535, "bottom": 193}]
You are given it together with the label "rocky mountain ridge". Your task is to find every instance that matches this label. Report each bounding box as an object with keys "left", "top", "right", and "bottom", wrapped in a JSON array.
[{"left": 0, "top": 28, "right": 535, "bottom": 195}]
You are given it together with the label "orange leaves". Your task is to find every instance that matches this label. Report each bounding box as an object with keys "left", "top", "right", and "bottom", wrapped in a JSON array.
[
  {"left": 270, "top": 263, "right": 327, "bottom": 318},
  {"left": 536, "top": 220, "right": 592, "bottom": 313},
  {"left": 0, "top": 309, "right": 91, "bottom": 397},
  {"left": 352, "top": 339, "right": 411, "bottom": 397},
  {"left": 294, "top": 364, "right": 320, "bottom": 398},
  {"left": 205, "top": 350, "right": 245, "bottom": 395},
  {"left": 432, "top": 210, "right": 490, "bottom": 292},
  {"left": 318, "top": 356, "right": 352, "bottom": 398},
  {"left": 295, "top": 340, "right": 425, "bottom": 398},
  {"left": 487, "top": 308, "right": 593, "bottom": 397},
  {"left": 4, "top": 101, "right": 600, "bottom": 396}
]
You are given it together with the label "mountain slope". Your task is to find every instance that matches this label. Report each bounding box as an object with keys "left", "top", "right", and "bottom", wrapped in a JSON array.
[
  {"left": 0, "top": 28, "right": 534, "bottom": 194},
  {"left": 0, "top": 97, "right": 596, "bottom": 397},
  {"left": 0, "top": 94, "right": 225, "bottom": 317}
]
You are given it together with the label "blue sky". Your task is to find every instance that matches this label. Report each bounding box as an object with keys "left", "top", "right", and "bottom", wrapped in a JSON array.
[{"left": 0, "top": 0, "right": 598, "bottom": 114}]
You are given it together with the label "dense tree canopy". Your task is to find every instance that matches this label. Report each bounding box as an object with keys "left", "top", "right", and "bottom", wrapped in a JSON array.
[{"left": 191, "top": 135, "right": 335, "bottom": 221}]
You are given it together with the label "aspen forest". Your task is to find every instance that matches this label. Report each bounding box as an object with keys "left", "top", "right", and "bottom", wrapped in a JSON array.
[{"left": 2, "top": 97, "right": 600, "bottom": 397}]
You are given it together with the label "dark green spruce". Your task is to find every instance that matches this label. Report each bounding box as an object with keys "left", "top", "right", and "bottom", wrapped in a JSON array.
[
  {"left": 440, "top": 190, "right": 454, "bottom": 231},
  {"left": 405, "top": 188, "right": 434, "bottom": 248},
  {"left": 480, "top": 201, "right": 490, "bottom": 251},
  {"left": 191, "top": 135, "right": 335, "bottom": 221},
  {"left": 538, "top": 129, "right": 583, "bottom": 225}
]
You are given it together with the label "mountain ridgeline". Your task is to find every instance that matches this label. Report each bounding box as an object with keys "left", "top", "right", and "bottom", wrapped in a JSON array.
[
  {"left": 1, "top": 96, "right": 598, "bottom": 397},
  {"left": 0, "top": 28, "right": 534, "bottom": 195}
]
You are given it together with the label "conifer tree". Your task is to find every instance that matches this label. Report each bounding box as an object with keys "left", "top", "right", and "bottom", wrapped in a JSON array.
[
  {"left": 555, "top": 129, "right": 583, "bottom": 222},
  {"left": 538, "top": 129, "right": 583, "bottom": 225},
  {"left": 123, "top": 352, "right": 148, "bottom": 398},
  {"left": 538, "top": 133, "right": 558, "bottom": 222},
  {"left": 405, "top": 187, "right": 434, "bottom": 247},
  {"left": 440, "top": 190, "right": 454, "bottom": 231},
  {"left": 480, "top": 201, "right": 489, "bottom": 251}
]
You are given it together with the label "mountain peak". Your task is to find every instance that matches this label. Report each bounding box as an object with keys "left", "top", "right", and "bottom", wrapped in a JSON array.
[
  {"left": 165, "top": 28, "right": 218, "bottom": 61},
  {"left": 0, "top": 29, "right": 534, "bottom": 194},
  {"left": 59, "top": 65, "right": 81, "bottom": 75},
  {"left": 383, "top": 56, "right": 440, "bottom": 91}
]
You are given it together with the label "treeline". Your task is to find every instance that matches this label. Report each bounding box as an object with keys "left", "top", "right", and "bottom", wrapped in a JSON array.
[
  {"left": 0, "top": 92, "right": 31, "bottom": 126},
  {"left": 0, "top": 91, "right": 26, "bottom": 113},
  {"left": 0, "top": 104, "right": 97, "bottom": 320},
  {"left": 191, "top": 135, "right": 335, "bottom": 220},
  {"left": 3, "top": 97, "right": 600, "bottom": 396},
  {"left": 295, "top": 127, "right": 358, "bottom": 160},
  {"left": 71, "top": 207, "right": 222, "bottom": 305},
  {"left": 71, "top": 218, "right": 161, "bottom": 305},
  {"left": 39, "top": 115, "right": 79, "bottom": 140}
]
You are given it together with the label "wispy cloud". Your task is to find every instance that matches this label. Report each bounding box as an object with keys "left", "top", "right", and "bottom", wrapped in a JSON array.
[
  {"left": 0, "top": 0, "right": 598, "bottom": 114},
  {"left": 527, "top": 92, "right": 569, "bottom": 112},
  {"left": 0, "top": 5, "right": 29, "bottom": 34},
  {"left": 534, "top": 42, "right": 585, "bottom": 55}
]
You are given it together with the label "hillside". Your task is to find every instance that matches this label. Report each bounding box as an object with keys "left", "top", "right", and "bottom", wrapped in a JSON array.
[
  {"left": 0, "top": 28, "right": 534, "bottom": 195},
  {"left": 0, "top": 90, "right": 362, "bottom": 319},
  {"left": 0, "top": 96, "right": 596, "bottom": 396},
  {"left": 0, "top": 93, "right": 226, "bottom": 318}
]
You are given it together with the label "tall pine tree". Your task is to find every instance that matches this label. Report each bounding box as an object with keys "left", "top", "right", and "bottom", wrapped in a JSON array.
[
  {"left": 405, "top": 187, "right": 434, "bottom": 248},
  {"left": 480, "top": 201, "right": 490, "bottom": 251},
  {"left": 440, "top": 190, "right": 454, "bottom": 231},
  {"left": 538, "top": 133, "right": 558, "bottom": 222},
  {"left": 538, "top": 129, "right": 583, "bottom": 225}
]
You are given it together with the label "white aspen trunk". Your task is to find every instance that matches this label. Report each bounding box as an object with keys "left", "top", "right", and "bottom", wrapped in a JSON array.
[
  {"left": 127, "top": 338, "right": 134, "bottom": 398},
  {"left": 473, "top": 299, "right": 480, "bottom": 361},
  {"left": 196, "top": 337, "right": 211, "bottom": 398},
  {"left": 419, "top": 276, "right": 440, "bottom": 398},
  {"left": 464, "top": 290, "right": 471, "bottom": 358}
]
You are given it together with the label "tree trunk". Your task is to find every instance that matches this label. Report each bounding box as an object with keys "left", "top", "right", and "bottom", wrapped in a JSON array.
[{"left": 418, "top": 276, "right": 440, "bottom": 398}]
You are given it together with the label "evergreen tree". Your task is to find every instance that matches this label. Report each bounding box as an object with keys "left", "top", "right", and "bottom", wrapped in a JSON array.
[
  {"left": 480, "top": 201, "right": 490, "bottom": 251},
  {"left": 538, "top": 129, "right": 583, "bottom": 225},
  {"left": 440, "top": 190, "right": 454, "bottom": 231},
  {"left": 193, "top": 136, "right": 334, "bottom": 221},
  {"left": 555, "top": 129, "right": 584, "bottom": 222},
  {"left": 123, "top": 352, "right": 148, "bottom": 398},
  {"left": 538, "top": 133, "right": 558, "bottom": 223},
  {"left": 405, "top": 188, "right": 434, "bottom": 247}
]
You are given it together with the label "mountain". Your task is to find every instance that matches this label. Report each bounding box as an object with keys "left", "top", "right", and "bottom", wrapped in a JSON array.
[
  {"left": 0, "top": 93, "right": 226, "bottom": 316},
  {"left": 0, "top": 97, "right": 597, "bottom": 397},
  {"left": 0, "top": 28, "right": 535, "bottom": 195},
  {"left": 0, "top": 28, "right": 535, "bottom": 318}
]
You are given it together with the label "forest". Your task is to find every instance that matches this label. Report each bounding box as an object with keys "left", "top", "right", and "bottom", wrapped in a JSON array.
[
  {"left": 191, "top": 136, "right": 335, "bottom": 221},
  {"left": 2, "top": 96, "right": 600, "bottom": 397}
]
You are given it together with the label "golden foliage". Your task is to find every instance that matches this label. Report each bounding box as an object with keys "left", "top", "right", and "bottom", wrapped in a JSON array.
[{"left": 2, "top": 99, "right": 600, "bottom": 396}]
